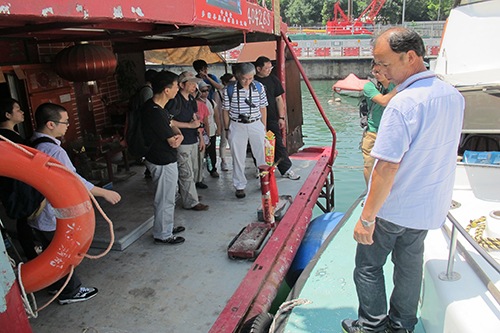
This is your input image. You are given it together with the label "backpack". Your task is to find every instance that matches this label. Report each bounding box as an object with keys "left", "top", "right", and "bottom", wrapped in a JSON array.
[
  {"left": 359, "top": 80, "right": 383, "bottom": 129},
  {"left": 125, "top": 103, "right": 150, "bottom": 157},
  {"left": 125, "top": 86, "right": 153, "bottom": 157},
  {"left": 226, "top": 81, "right": 263, "bottom": 103},
  {"left": 127, "top": 85, "right": 151, "bottom": 115},
  {"left": 0, "top": 137, "right": 57, "bottom": 220},
  {"left": 359, "top": 98, "right": 370, "bottom": 129}
]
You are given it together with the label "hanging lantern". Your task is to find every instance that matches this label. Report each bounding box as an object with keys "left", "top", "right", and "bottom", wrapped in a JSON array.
[{"left": 53, "top": 43, "right": 117, "bottom": 82}]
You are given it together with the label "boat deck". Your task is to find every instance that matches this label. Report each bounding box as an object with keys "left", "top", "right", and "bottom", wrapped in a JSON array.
[
  {"left": 15, "top": 148, "right": 326, "bottom": 333},
  {"left": 420, "top": 163, "right": 500, "bottom": 332},
  {"left": 275, "top": 196, "right": 426, "bottom": 333}
]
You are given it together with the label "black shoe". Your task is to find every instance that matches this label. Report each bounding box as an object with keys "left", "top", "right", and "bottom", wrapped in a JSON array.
[
  {"left": 154, "top": 236, "right": 185, "bottom": 245},
  {"left": 388, "top": 323, "right": 414, "bottom": 333},
  {"left": 196, "top": 182, "right": 208, "bottom": 189},
  {"left": 190, "top": 203, "right": 209, "bottom": 211},
  {"left": 341, "top": 319, "right": 367, "bottom": 333},
  {"left": 173, "top": 226, "right": 185, "bottom": 234},
  {"left": 342, "top": 319, "right": 392, "bottom": 333},
  {"left": 58, "top": 287, "right": 98, "bottom": 305},
  {"left": 235, "top": 189, "right": 246, "bottom": 198}
]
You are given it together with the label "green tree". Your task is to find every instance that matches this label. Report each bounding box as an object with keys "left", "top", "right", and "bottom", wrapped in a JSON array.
[
  {"left": 426, "top": 0, "right": 453, "bottom": 21},
  {"left": 377, "top": 0, "right": 430, "bottom": 24},
  {"left": 285, "top": 0, "right": 325, "bottom": 25}
]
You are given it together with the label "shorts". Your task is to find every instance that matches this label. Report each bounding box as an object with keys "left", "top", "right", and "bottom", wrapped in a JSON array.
[{"left": 361, "top": 131, "right": 377, "bottom": 170}]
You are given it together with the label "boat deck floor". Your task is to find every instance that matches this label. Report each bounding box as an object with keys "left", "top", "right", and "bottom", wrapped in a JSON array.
[
  {"left": 17, "top": 149, "right": 322, "bottom": 333},
  {"left": 277, "top": 198, "right": 426, "bottom": 333}
]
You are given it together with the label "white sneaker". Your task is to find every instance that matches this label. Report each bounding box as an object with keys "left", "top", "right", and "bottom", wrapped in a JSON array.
[
  {"left": 221, "top": 161, "right": 229, "bottom": 171},
  {"left": 282, "top": 169, "right": 300, "bottom": 180}
]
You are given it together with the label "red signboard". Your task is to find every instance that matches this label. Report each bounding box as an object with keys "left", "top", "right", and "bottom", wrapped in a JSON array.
[
  {"left": 195, "top": 0, "right": 275, "bottom": 34},
  {"left": 196, "top": 0, "right": 248, "bottom": 29}
]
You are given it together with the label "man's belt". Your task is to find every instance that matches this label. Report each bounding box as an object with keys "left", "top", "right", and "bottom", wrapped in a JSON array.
[{"left": 231, "top": 118, "right": 259, "bottom": 124}]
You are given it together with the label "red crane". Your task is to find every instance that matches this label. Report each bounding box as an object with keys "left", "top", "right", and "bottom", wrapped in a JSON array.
[{"left": 326, "top": 0, "right": 385, "bottom": 35}]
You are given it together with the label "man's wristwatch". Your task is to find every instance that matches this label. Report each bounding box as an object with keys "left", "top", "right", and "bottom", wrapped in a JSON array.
[
  {"left": 278, "top": 116, "right": 285, "bottom": 120},
  {"left": 361, "top": 218, "right": 375, "bottom": 227}
]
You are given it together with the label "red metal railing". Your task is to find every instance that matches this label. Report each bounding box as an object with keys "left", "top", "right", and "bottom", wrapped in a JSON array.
[{"left": 280, "top": 31, "right": 337, "bottom": 165}]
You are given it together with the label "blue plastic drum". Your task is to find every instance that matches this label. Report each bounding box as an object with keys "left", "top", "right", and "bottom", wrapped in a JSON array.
[{"left": 286, "top": 211, "right": 345, "bottom": 286}]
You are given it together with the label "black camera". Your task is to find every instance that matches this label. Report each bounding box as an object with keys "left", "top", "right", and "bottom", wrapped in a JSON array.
[{"left": 238, "top": 113, "right": 250, "bottom": 123}]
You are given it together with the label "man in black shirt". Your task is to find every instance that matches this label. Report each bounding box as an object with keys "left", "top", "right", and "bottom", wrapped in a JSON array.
[
  {"left": 142, "top": 71, "right": 186, "bottom": 245},
  {"left": 254, "top": 56, "right": 300, "bottom": 180}
]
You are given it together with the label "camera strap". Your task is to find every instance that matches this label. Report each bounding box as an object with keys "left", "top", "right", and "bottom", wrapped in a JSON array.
[{"left": 236, "top": 82, "right": 253, "bottom": 118}]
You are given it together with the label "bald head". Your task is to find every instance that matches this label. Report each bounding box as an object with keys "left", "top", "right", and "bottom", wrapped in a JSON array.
[{"left": 372, "top": 28, "right": 427, "bottom": 85}]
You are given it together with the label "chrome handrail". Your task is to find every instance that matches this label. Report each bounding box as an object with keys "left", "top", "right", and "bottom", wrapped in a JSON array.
[
  {"left": 446, "top": 212, "right": 500, "bottom": 275},
  {"left": 442, "top": 212, "right": 500, "bottom": 306}
]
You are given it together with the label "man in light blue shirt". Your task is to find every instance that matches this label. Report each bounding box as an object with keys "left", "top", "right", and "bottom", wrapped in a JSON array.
[{"left": 342, "top": 28, "right": 464, "bottom": 333}]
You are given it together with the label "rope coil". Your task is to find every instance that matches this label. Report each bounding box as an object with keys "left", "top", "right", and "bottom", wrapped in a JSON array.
[{"left": 466, "top": 216, "right": 500, "bottom": 250}]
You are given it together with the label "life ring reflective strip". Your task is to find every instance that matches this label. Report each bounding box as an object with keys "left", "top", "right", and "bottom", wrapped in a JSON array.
[{"left": 0, "top": 141, "right": 95, "bottom": 293}]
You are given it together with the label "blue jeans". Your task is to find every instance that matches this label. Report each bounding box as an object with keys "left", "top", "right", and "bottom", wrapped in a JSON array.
[{"left": 354, "top": 218, "right": 428, "bottom": 332}]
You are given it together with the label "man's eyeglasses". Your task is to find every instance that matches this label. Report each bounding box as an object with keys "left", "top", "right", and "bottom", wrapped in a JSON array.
[
  {"left": 200, "top": 89, "right": 210, "bottom": 93},
  {"left": 52, "top": 120, "right": 70, "bottom": 125}
]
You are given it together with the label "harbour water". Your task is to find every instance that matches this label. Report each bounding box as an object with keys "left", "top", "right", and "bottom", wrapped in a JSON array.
[{"left": 300, "top": 80, "right": 366, "bottom": 215}]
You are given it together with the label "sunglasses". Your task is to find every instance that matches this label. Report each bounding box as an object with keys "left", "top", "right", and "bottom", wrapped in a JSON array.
[{"left": 200, "top": 89, "right": 210, "bottom": 93}]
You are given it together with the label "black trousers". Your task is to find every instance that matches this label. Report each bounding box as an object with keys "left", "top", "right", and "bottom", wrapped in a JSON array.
[
  {"left": 16, "top": 218, "right": 38, "bottom": 261},
  {"left": 206, "top": 135, "right": 217, "bottom": 172},
  {"left": 267, "top": 121, "right": 292, "bottom": 175}
]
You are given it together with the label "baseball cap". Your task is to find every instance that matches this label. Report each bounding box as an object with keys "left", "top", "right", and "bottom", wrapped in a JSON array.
[{"left": 179, "top": 71, "right": 201, "bottom": 83}]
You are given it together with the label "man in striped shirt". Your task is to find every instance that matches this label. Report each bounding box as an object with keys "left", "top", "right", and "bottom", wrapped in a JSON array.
[{"left": 222, "top": 63, "right": 268, "bottom": 199}]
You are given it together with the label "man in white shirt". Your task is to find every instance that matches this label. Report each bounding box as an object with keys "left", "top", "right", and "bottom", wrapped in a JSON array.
[
  {"left": 342, "top": 28, "right": 464, "bottom": 333},
  {"left": 222, "top": 63, "right": 268, "bottom": 199}
]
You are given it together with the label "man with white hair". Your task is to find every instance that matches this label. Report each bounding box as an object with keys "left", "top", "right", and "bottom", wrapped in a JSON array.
[{"left": 222, "top": 63, "right": 268, "bottom": 198}]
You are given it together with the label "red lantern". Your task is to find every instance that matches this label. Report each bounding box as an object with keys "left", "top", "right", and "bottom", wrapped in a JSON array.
[{"left": 53, "top": 43, "right": 117, "bottom": 82}]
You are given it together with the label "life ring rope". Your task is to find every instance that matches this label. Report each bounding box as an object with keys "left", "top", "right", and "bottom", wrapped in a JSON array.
[{"left": 17, "top": 262, "right": 74, "bottom": 316}]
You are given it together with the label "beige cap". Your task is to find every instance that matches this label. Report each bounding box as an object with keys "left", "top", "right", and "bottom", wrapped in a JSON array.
[{"left": 179, "top": 71, "right": 201, "bottom": 83}]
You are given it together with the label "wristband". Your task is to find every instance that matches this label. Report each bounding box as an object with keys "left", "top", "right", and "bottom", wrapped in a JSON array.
[
  {"left": 225, "top": 128, "right": 229, "bottom": 131},
  {"left": 361, "top": 218, "right": 375, "bottom": 227},
  {"left": 279, "top": 117, "right": 285, "bottom": 120}
]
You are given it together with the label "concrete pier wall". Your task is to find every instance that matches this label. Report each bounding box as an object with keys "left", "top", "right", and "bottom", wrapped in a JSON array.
[
  {"left": 298, "top": 59, "right": 372, "bottom": 80},
  {"left": 153, "top": 59, "right": 373, "bottom": 81}
]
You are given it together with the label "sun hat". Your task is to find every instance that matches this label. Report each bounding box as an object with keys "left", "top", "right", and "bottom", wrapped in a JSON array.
[{"left": 179, "top": 71, "right": 201, "bottom": 83}]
